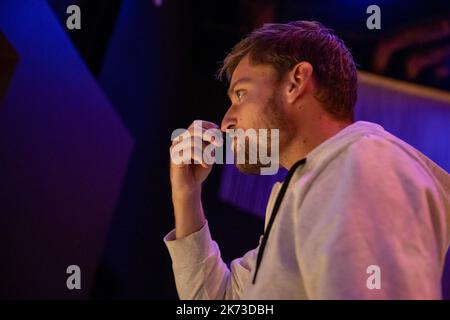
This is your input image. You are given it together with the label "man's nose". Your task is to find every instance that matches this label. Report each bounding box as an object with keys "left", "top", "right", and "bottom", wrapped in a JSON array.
[{"left": 221, "top": 107, "right": 237, "bottom": 132}]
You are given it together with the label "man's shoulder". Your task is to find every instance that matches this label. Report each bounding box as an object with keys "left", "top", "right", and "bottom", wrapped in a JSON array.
[
  {"left": 305, "top": 121, "right": 410, "bottom": 168},
  {"left": 302, "top": 128, "right": 431, "bottom": 187},
  {"left": 345, "top": 130, "right": 411, "bottom": 160},
  {"left": 343, "top": 129, "right": 436, "bottom": 174}
]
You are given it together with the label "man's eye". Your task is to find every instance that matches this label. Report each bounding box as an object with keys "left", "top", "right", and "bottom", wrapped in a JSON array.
[{"left": 236, "top": 90, "right": 245, "bottom": 101}]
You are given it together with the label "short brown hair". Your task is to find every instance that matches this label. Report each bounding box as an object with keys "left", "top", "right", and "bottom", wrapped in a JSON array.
[{"left": 218, "top": 21, "right": 357, "bottom": 120}]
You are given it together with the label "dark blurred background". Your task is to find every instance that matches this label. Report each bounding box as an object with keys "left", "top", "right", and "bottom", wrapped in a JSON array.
[{"left": 0, "top": 0, "right": 449, "bottom": 299}]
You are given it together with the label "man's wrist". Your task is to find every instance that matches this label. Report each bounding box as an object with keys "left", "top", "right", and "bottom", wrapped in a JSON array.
[
  {"left": 172, "top": 187, "right": 205, "bottom": 239},
  {"left": 171, "top": 186, "right": 201, "bottom": 203}
]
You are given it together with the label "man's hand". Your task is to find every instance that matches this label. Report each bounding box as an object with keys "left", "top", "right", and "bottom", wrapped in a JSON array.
[{"left": 169, "top": 120, "right": 220, "bottom": 238}]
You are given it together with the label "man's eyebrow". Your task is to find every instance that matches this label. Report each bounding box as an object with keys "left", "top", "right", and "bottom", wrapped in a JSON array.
[{"left": 227, "top": 77, "right": 252, "bottom": 98}]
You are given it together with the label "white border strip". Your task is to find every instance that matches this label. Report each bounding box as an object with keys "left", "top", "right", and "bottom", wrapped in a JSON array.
[{"left": 358, "top": 71, "right": 450, "bottom": 104}]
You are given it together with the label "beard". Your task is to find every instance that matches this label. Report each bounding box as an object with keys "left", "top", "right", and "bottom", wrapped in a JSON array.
[{"left": 234, "top": 89, "right": 288, "bottom": 175}]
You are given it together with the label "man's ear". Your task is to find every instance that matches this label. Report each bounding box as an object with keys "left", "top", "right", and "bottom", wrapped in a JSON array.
[{"left": 285, "top": 62, "right": 314, "bottom": 104}]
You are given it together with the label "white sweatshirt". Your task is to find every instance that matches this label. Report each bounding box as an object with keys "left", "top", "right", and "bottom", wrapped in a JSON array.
[{"left": 164, "top": 121, "right": 450, "bottom": 299}]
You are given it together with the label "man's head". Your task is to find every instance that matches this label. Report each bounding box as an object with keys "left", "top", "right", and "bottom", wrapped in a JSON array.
[{"left": 219, "top": 20, "right": 357, "bottom": 173}]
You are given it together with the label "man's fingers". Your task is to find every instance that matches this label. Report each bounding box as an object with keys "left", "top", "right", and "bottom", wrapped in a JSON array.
[
  {"left": 171, "top": 126, "right": 222, "bottom": 147},
  {"left": 188, "top": 127, "right": 223, "bottom": 147},
  {"left": 170, "top": 137, "right": 211, "bottom": 168},
  {"left": 191, "top": 120, "right": 219, "bottom": 130},
  {"left": 170, "top": 147, "right": 207, "bottom": 168},
  {"left": 188, "top": 120, "right": 222, "bottom": 147},
  {"left": 170, "top": 121, "right": 222, "bottom": 168}
]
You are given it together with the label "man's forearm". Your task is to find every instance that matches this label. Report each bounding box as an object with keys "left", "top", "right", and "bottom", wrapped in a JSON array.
[{"left": 172, "top": 188, "right": 206, "bottom": 239}]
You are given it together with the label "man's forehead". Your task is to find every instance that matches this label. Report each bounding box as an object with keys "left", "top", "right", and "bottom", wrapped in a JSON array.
[
  {"left": 229, "top": 56, "right": 276, "bottom": 88},
  {"left": 229, "top": 56, "right": 253, "bottom": 86}
]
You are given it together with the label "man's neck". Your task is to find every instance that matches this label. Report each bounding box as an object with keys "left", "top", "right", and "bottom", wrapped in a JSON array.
[{"left": 280, "top": 117, "right": 353, "bottom": 169}]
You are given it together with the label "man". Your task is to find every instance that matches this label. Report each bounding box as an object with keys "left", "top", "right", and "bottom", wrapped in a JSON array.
[{"left": 165, "top": 21, "right": 450, "bottom": 299}]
